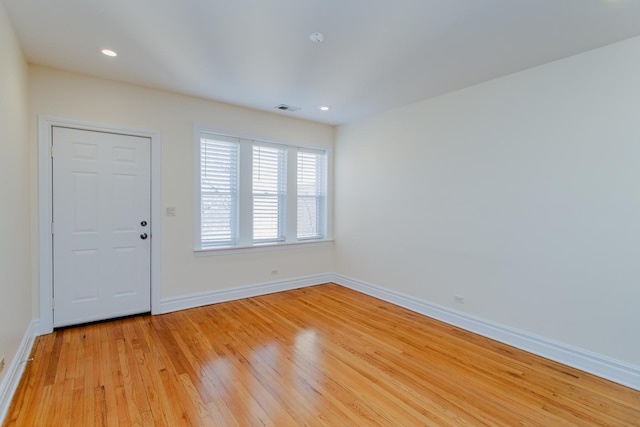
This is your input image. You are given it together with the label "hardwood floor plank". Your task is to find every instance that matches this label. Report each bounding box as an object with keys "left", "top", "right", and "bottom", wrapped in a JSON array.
[{"left": 4, "top": 283, "right": 640, "bottom": 426}]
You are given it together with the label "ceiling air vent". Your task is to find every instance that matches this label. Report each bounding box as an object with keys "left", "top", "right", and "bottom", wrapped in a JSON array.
[{"left": 274, "top": 104, "right": 301, "bottom": 112}]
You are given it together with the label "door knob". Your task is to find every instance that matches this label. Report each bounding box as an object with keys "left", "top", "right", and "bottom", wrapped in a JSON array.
[{"left": 140, "top": 233, "right": 148, "bottom": 240}]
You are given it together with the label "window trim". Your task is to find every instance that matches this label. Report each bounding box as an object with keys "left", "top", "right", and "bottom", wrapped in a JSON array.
[{"left": 194, "top": 125, "right": 333, "bottom": 254}]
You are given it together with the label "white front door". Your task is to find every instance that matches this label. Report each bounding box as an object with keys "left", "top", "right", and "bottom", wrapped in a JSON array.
[{"left": 52, "top": 127, "right": 151, "bottom": 327}]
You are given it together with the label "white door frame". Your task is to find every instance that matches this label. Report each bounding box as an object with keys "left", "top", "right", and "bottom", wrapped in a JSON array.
[{"left": 38, "top": 116, "right": 162, "bottom": 335}]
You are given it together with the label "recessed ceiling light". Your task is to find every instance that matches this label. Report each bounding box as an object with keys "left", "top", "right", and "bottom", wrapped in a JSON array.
[
  {"left": 101, "top": 49, "right": 117, "bottom": 57},
  {"left": 310, "top": 32, "right": 325, "bottom": 43},
  {"left": 319, "top": 106, "right": 331, "bottom": 111}
]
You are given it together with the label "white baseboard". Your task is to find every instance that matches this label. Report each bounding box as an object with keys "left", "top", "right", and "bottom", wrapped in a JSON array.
[
  {"left": 160, "top": 273, "right": 334, "bottom": 314},
  {"left": 0, "top": 320, "right": 39, "bottom": 424},
  {"left": 3, "top": 273, "right": 634, "bottom": 424},
  {"left": 332, "top": 273, "right": 640, "bottom": 392}
]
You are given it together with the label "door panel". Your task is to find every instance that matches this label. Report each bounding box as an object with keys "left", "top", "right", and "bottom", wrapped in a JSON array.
[{"left": 53, "top": 127, "right": 151, "bottom": 327}]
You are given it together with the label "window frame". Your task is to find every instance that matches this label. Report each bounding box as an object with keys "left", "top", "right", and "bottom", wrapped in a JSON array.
[{"left": 194, "top": 125, "right": 332, "bottom": 255}]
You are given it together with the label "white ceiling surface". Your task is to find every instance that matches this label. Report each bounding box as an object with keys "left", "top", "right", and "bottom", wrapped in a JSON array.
[{"left": 5, "top": 0, "right": 640, "bottom": 125}]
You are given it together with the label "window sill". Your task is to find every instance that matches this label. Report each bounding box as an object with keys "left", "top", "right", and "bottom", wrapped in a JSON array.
[{"left": 194, "top": 239, "right": 334, "bottom": 256}]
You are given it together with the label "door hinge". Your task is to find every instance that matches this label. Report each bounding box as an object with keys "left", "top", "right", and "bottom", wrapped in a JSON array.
[
  {"left": 52, "top": 299, "right": 55, "bottom": 310},
  {"left": 51, "top": 222, "right": 54, "bottom": 235},
  {"left": 50, "top": 146, "right": 54, "bottom": 158}
]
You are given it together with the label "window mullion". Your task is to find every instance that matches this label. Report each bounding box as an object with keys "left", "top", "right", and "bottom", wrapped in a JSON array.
[{"left": 238, "top": 139, "right": 253, "bottom": 246}]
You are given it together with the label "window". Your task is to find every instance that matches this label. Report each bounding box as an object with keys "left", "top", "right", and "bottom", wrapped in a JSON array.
[
  {"left": 297, "top": 149, "right": 326, "bottom": 240},
  {"left": 199, "top": 135, "right": 239, "bottom": 247},
  {"left": 196, "top": 130, "right": 329, "bottom": 251},
  {"left": 253, "top": 143, "right": 286, "bottom": 244}
]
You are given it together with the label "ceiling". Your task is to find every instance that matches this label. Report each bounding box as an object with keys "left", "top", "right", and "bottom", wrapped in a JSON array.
[{"left": 5, "top": 0, "right": 640, "bottom": 125}]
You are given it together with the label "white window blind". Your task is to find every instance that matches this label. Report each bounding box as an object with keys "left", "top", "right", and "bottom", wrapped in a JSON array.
[
  {"left": 200, "top": 134, "right": 239, "bottom": 247},
  {"left": 297, "top": 149, "right": 326, "bottom": 240},
  {"left": 253, "top": 144, "right": 286, "bottom": 243}
]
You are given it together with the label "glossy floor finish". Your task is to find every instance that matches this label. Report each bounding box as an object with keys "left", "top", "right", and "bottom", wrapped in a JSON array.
[{"left": 4, "top": 284, "right": 640, "bottom": 426}]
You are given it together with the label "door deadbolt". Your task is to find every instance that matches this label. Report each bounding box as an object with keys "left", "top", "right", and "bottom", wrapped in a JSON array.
[{"left": 141, "top": 220, "right": 147, "bottom": 227}]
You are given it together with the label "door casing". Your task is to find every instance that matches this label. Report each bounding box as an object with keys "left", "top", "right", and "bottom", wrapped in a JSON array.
[{"left": 38, "top": 116, "right": 162, "bottom": 335}]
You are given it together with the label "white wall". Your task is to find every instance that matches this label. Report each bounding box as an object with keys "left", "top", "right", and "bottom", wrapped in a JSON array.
[
  {"left": 28, "top": 66, "right": 335, "bottom": 309},
  {"left": 335, "top": 36, "right": 640, "bottom": 366},
  {"left": 0, "top": 1, "right": 31, "bottom": 384}
]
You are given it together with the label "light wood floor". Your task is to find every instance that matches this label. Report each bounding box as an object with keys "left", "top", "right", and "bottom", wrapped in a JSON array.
[{"left": 4, "top": 284, "right": 640, "bottom": 426}]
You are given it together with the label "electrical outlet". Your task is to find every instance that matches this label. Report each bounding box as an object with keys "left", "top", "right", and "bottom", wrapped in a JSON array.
[
  {"left": 453, "top": 295, "right": 465, "bottom": 304},
  {"left": 271, "top": 269, "right": 279, "bottom": 275},
  {"left": 0, "top": 357, "right": 5, "bottom": 373}
]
